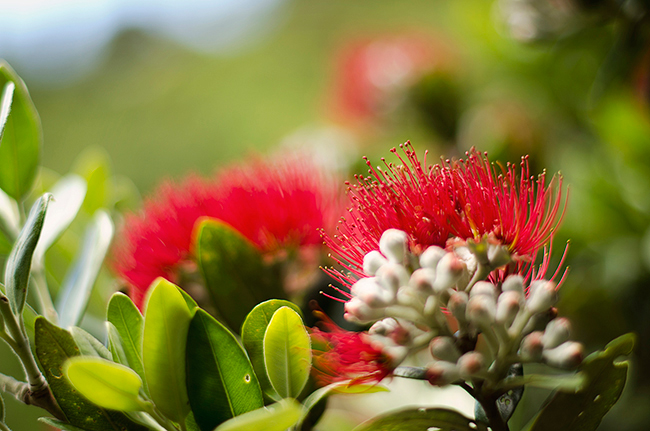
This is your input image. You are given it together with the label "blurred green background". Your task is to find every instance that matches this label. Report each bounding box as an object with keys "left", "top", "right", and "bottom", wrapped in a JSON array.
[{"left": 2, "top": 0, "right": 650, "bottom": 429}]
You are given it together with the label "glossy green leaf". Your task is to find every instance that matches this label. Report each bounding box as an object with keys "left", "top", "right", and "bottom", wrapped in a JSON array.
[
  {"left": 107, "top": 292, "right": 146, "bottom": 386},
  {"left": 70, "top": 326, "right": 112, "bottom": 360},
  {"left": 56, "top": 210, "right": 114, "bottom": 328},
  {"left": 34, "top": 174, "right": 87, "bottom": 262},
  {"left": 213, "top": 399, "right": 302, "bottom": 431},
  {"left": 186, "top": 309, "right": 264, "bottom": 431},
  {"left": 241, "top": 299, "right": 302, "bottom": 400},
  {"left": 107, "top": 322, "right": 129, "bottom": 364},
  {"left": 5, "top": 194, "right": 50, "bottom": 315},
  {"left": 527, "top": 333, "right": 635, "bottom": 431},
  {"left": 195, "top": 218, "right": 283, "bottom": 332},
  {"left": 142, "top": 278, "right": 193, "bottom": 423},
  {"left": 0, "top": 61, "right": 42, "bottom": 200},
  {"left": 263, "top": 306, "right": 311, "bottom": 399},
  {"left": 64, "top": 357, "right": 148, "bottom": 412},
  {"left": 34, "top": 317, "right": 148, "bottom": 431},
  {"left": 0, "top": 82, "right": 14, "bottom": 140},
  {"left": 39, "top": 417, "right": 89, "bottom": 431},
  {"left": 353, "top": 408, "right": 489, "bottom": 431}
]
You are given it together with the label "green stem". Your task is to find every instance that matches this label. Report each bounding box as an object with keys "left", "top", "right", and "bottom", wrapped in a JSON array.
[
  {"left": 0, "top": 420, "right": 12, "bottom": 431},
  {"left": 29, "top": 269, "right": 58, "bottom": 324}
]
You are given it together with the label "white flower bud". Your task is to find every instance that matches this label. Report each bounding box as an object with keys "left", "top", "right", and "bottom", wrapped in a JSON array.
[
  {"left": 383, "top": 345, "right": 410, "bottom": 366},
  {"left": 526, "top": 280, "right": 558, "bottom": 315},
  {"left": 502, "top": 275, "right": 525, "bottom": 295},
  {"left": 409, "top": 268, "right": 436, "bottom": 293},
  {"left": 487, "top": 244, "right": 511, "bottom": 268},
  {"left": 542, "top": 318, "right": 571, "bottom": 349},
  {"left": 448, "top": 291, "right": 469, "bottom": 324},
  {"left": 433, "top": 253, "right": 465, "bottom": 293},
  {"left": 543, "top": 341, "right": 584, "bottom": 370},
  {"left": 470, "top": 281, "right": 497, "bottom": 299},
  {"left": 457, "top": 352, "right": 485, "bottom": 379},
  {"left": 375, "top": 262, "right": 410, "bottom": 295},
  {"left": 344, "top": 298, "right": 385, "bottom": 323},
  {"left": 420, "top": 245, "right": 446, "bottom": 269},
  {"left": 379, "top": 228, "right": 408, "bottom": 263},
  {"left": 496, "top": 290, "right": 522, "bottom": 328},
  {"left": 350, "top": 277, "right": 393, "bottom": 307},
  {"left": 519, "top": 331, "right": 544, "bottom": 362},
  {"left": 368, "top": 318, "right": 399, "bottom": 336},
  {"left": 363, "top": 250, "right": 388, "bottom": 276},
  {"left": 426, "top": 361, "right": 460, "bottom": 386},
  {"left": 466, "top": 294, "right": 497, "bottom": 328},
  {"left": 429, "top": 336, "right": 461, "bottom": 363},
  {"left": 369, "top": 318, "right": 412, "bottom": 346}
]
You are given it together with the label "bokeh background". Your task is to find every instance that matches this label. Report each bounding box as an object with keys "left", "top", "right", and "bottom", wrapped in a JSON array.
[{"left": 1, "top": 0, "right": 650, "bottom": 429}]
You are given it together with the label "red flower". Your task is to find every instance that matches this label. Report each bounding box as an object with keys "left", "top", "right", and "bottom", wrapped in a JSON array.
[
  {"left": 311, "top": 313, "right": 393, "bottom": 386},
  {"left": 325, "top": 143, "right": 565, "bottom": 286},
  {"left": 111, "top": 155, "right": 344, "bottom": 308}
]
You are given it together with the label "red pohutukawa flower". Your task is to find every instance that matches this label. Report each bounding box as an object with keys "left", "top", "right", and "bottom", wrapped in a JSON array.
[
  {"left": 325, "top": 142, "right": 566, "bottom": 285},
  {"left": 311, "top": 313, "right": 393, "bottom": 386},
  {"left": 111, "top": 155, "right": 344, "bottom": 308}
]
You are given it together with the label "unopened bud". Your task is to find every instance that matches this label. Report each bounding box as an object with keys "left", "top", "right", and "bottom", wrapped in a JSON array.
[
  {"left": 526, "top": 281, "right": 558, "bottom": 314},
  {"left": 420, "top": 245, "right": 446, "bottom": 269},
  {"left": 448, "top": 291, "right": 468, "bottom": 324},
  {"left": 543, "top": 341, "right": 584, "bottom": 370},
  {"left": 457, "top": 352, "right": 485, "bottom": 379},
  {"left": 379, "top": 229, "right": 408, "bottom": 263},
  {"left": 519, "top": 331, "right": 544, "bottom": 362},
  {"left": 426, "top": 361, "right": 460, "bottom": 386},
  {"left": 369, "top": 318, "right": 399, "bottom": 336},
  {"left": 429, "top": 336, "right": 461, "bottom": 362},
  {"left": 383, "top": 345, "right": 409, "bottom": 366},
  {"left": 363, "top": 250, "right": 388, "bottom": 276},
  {"left": 350, "top": 277, "right": 393, "bottom": 308},
  {"left": 376, "top": 263, "right": 410, "bottom": 294},
  {"left": 409, "top": 268, "right": 436, "bottom": 293},
  {"left": 466, "top": 294, "right": 497, "bottom": 328},
  {"left": 487, "top": 244, "right": 511, "bottom": 268},
  {"left": 496, "top": 290, "right": 522, "bottom": 328},
  {"left": 542, "top": 318, "right": 571, "bottom": 349},
  {"left": 470, "top": 281, "right": 497, "bottom": 299},
  {"left": 344, "top": 298, "right": 385, "bottom": 323},
  {"left": 433, "top": 253, "right": 465, "bottom": 293},
  {"left": 502, "top": 275, "right": 524, "bottom": 295}
]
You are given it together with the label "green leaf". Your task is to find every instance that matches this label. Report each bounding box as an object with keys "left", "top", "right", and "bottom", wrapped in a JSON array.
[
  {"left": 56, "top": 210, "right": 114, "bottom": 328},
  {"left": 71, "top": 146, "right": 111, "bottom": 215},
  {"left": 0, "top": 188, "right": 20, "bottom": 239},
  {"left": 34, "top": 174, "right": 87, "bottom": 262},
  {"left": 0, "top": 392, "right": 4, "bottom": 422},
  {"left": 241, "top": 299, "right": 302, "bottom": 401},
  {"left": 0, "top": 82, "right": 14, "bottom": 140},
  {"left": 39, "top": 417, "right": 90, "bottom": 431},
  {"left": 5, "top": 194, "right": 50, "bottom": 315},
  {"left": 0, "top": 61, "right": 42, "bottom": 200},
  {"left": 142, "top": 278, "right": 193, "bottom": 424},
  {"left": 213, "top": 399, "right": 303, "bottom": 431},
  {"left": 107, "top": 322, "right": 129, "bottom": 364},
  {"left": 64, "top": 357, "right": 149, "bottom": 412},
  {"left": 107, "top": 293, "right": 146, "bottom": 387},
  {"left": 34, "top": 317, "right": 148, "bottom": 431},
  {"left": 186, "top": 309, "right": 264, "bottom": 431},
  {"left": 353, "top": 408, "right": 489, "bottom": 431},
  {"left": 70, "top": 326, "right": 112, "bottom": 360},
  {"left": 195, "top": 219, "right": 284, "bottom": 332},
  {"left": 527, "top": 333, "right": 635, "bottom": 431},
  {"left": 263, "top": 306, "right": 311, "bottom": 399}
]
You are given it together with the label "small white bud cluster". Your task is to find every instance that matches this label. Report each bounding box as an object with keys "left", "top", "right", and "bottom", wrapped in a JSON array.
[{"left": 426, "top": 336, "right": 487, "bottom": 386}]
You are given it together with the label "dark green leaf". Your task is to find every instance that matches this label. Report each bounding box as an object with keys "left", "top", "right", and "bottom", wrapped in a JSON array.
[
  {"left": 241, "top": 299, "right": 302, "bottom": 401},
  {"left": 528, "top": 333, "right": 635, "bottom": 431},
  {"left": 187, "top": 309, "right": 263, "bottom": 431},
  {"left": 34, "top": 317, "right": 148, "bottom": 431},
  {"left": 195, "top": 219, "right": 284, "bottom": 332},
  {"left": 56, "top": 210, "right": 114, "bottom": 328},
  {"left": 39, "top": 417, "right": 90, "bottom": 431},
  {"left": 0, "top": 391, "right": 4, "bottom": 422},
  {"left": 106, "top": 293, "right": 146, "bottom": 387},
  {"left": 0, "top": 61, "right": 42, "bottom": 200},
  {"left": 70, "top": 326, "right": 112, "bottom": 360},
  {"left": 353, "top": 408, "right": 489, "bottom": 431},
  {"left": 5, "top": 194, "right": 50, "bottom": 315},
  {"left": 0, "top": 82, "right": 14, "bottom": 140}
]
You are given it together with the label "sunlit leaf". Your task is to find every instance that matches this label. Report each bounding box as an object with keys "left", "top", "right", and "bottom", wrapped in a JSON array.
[
  {"left": 107, "top": 293, "right": 146, "bottom": 389},
  {"left": 213, "top": 399, "right": 303, "bottom": 431}
]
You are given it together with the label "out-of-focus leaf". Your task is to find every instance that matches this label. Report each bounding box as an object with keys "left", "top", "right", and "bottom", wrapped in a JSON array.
[
  {"left": 186, "top": 309, "right": 263, "bottom": 431},
  {"left": 142, "top": 278, "right": 193, "bottom": 424},
  {"left": 195, "top": 218, "right": 283, "bottom": 332},
  {"left": 263, "top": 306, "right": 311, "bottom": 399},
  {"left": 0, "top": 81, "right": 14, "bottom": 139},
  {"left": 56, "top": 210, "right": 114, "bottom": 328},
  {"left": 241, "top": 299, "right": 302, "bottom": 401},
  {"left": 70, "top": 326, "right": 112, "bottom": 360},
  {"left": 353, "top": 407, "right": 489, "bottom": 431},
  {"left": 72, "top": 147, "right": 111, "bottom": 214},
  {"left": 527, "top": 333, "right": 635, "bottom": 431},
  {"left": 34, "top": 317, "right": 147, "bottom": 431},
  {"left": 5, "top": 194, "right": 50, "bottom": 315},
  {"left": 107, "top": 293, "right": 146, "bottom": 388},
  {"left": 64, "top": 357, "right": 148, "bottom": 412},
  {"left": 0, "top": 188, "right": 19, "bottom": 239},
  {"left": 213, "top": 399, "right": 303, "bottom": 431},
  {"left": 0, "top": 61, "right": 42, "bottom": 200},
  {"left": 34, "top": 174, "right": 87, "bottom": 262}
]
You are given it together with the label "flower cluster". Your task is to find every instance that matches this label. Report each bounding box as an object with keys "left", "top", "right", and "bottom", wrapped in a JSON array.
[{"left": 111, "top": 154, "right": 344, "bottom": 307}]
